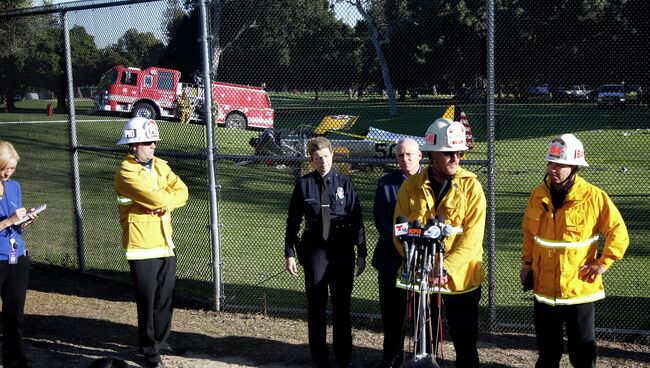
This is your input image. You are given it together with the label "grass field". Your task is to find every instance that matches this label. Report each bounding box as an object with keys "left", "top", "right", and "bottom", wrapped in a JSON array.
[{"left": 1, "top": 97, "right": 648, "bottom": 338}]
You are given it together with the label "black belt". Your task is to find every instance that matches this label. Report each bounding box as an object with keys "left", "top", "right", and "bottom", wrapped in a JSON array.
[
  {"left": 330, "top": 220, "right": 352, "bottom": 231},
  {"left": 305, "top": 221, "right": 353, "bottom": 235}
]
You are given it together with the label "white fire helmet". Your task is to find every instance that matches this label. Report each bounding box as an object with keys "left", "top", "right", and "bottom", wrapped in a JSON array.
[
  {"left": 545, "top": 133, "right": 588, "bottom": 167},
  {"left": 117, "top": 117, "right": 161, "bottom": 145},
  {"left": 420, "top": 118, "right": 469, "bottom": 152}
]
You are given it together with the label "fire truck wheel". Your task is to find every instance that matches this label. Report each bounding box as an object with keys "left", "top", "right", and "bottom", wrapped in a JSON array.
[
  {"left": 132, "top": 102, "right": 157, "bottom": 119},
  {"left": 225, "top": 112, "right": 247, "bottom": 129}
]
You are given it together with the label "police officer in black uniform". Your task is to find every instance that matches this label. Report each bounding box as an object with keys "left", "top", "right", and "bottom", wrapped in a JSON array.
[{"left": 285, "top": 137, "right": 367, "bottom": 368}]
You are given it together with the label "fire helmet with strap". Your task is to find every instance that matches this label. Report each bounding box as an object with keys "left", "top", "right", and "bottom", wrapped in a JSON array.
[
  {"left": 420, "top": 117, "right": 469, "bottom": 152},
  {"left": 545, "top": 133, "right": 588, "bottom": 167},
  {"left": 117, "top": 117, "right": 161, "bottom": 145}
]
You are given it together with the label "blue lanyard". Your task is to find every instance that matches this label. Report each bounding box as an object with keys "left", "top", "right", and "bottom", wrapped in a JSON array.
[{"left": 0, "top": 192, "right": 15, "bottom": 237}]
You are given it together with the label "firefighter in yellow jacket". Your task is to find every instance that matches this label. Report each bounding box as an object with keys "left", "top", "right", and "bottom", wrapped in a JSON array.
[
  {"left": 520, "top": 134, "right": 629, "bottom": 368},
  {"left": 177, "top": 90, "right": 191, "bottom": 125},
  {"left": 394, "top": 118, "right": 486, "bottom": 367},
  {"left": 114, "top": 117, "right": 189, "bottom": 368}
]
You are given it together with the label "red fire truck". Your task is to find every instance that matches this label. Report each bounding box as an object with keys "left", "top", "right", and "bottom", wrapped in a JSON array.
[{"left": 94, "top": 65, "right": 274, "bottom": 129}]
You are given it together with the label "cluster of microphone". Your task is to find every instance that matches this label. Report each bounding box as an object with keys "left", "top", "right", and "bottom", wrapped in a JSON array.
[{"left": 394, "top": 215, "right": 452, "bottom": 282}]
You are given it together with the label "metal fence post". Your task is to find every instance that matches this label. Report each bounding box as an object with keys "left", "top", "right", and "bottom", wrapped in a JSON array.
[
  {"left": 197, "top": 0, "right": 222, "bottom": 311},
  {"left": 486, "top": 0, "right": 497, "bottom": 332},
  {"left": 63, "top": 11, "right": 85, "bottom": 273}
]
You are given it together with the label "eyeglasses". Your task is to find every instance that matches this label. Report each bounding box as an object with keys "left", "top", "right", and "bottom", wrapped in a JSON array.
[{"left": 442, "top": 151, "right": 464, "bottom": 158}]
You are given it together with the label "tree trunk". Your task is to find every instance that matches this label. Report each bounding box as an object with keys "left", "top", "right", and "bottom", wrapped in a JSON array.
[
  {"left": 56, "top": 74, "right": 68, "bottom": 113},
  {"left": 56, "top": 92, "right": 67, "bottom": 114},
  {"left": 6, "top": 91, "right": 16, "bottom": 111},
  {"left": 211, "top": 48, "right": 223, "bottom": 81},
  {"left": 353, "top": 0, "right": 398, "bottom": 117},
  {"left": 209, "top": 0, "right": 225, "bottom": 79},
  {"left": 369, "top": 33, "right": 398, "bottom": 116},
  {"left": 209, "top": 0, "right": 256, "bottom": 80}
]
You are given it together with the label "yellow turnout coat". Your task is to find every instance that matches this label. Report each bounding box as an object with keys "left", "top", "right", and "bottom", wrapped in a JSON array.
[
  {"left": 115, "top": 155, "right": 188, "bottom": 260},
  {"left": 522, "top": 176, "right": 629, "bottom": 306},
  {"left": 394, "top": 166, "right": 486, "bottom": 294}
]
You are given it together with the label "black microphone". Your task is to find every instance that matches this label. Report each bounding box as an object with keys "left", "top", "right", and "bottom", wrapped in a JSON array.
[
  {"left": 432, "top": 216, "right": 450, "bottom": 278},
  {"left": 423, "top": 218, "right": 441, "bottom": 256},
  {"left": 404, "top": 219, "right": 425, "bottom": 274},
  {"left": 394, "top": 215, "right": 410, "bottom": 256},
  {"left": 407, "top": 219, "right": 424, "bottom": 244},
  {"left": 434, "top": 214, "right": 446, "bottom": 225},
  {"left": 425, "top": 217, "right": 436, "bottom": 229},
  {"left": 394, "top": 216, "right": 413, "bottom": 279},
  {"left": 394, "top": 215, "right": 409, "bottom": 239}
]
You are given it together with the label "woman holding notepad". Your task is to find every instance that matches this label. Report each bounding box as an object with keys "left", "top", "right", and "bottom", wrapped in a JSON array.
[{"left": 0, "top": 140, "right": 39, "bottom": 368}]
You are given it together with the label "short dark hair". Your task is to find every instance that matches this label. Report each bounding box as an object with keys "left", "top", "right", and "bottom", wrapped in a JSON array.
[{"left": 306, "top": 136, "right": 332, "bottom": 160}]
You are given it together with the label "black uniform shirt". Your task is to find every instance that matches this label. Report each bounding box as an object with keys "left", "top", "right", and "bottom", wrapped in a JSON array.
[{"left": 285, "top": 169, "right": 366, "bottom": 259}]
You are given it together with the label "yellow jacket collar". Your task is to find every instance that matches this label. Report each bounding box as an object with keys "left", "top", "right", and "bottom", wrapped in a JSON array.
[
  {"left": 414, "top": 166, "right": 476, "bottom": 212},
  {"left": 418, "top": 166, "right": 476, "bottom": 186},
  {"left": 540, "top": 175, "right": 588, "bottom": 203},
  {"left": 123, "top": 154, "right": 167, "bottom": 170}
]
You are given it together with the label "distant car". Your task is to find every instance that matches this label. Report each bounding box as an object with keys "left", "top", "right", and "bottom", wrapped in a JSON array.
[
  {"left": 558, "top": 85, "right": 592, "bottom": 101},
  {"left": 453, "top": 87, "right": 484, "bottom": 103},
  {"left": 597, "top": 84, "right": 626, "bottom": 108},
  {"left": 625, "top": 84, "right": 643, "bottom": 105},
  {"left": 365, "top": 87, "right": 381, "bottom": 95},
  {"left": 525, "top": 84, "right": 552, "bottom": 100},
  {"left": 410, "top": 86, "right": 435, "bottom": 98}
]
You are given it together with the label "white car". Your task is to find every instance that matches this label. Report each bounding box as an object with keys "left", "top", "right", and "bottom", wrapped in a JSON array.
[
  {"left": 567, "top": 85, "right": 592, "bottom": 100},
  {"left": 558, "top": 85, "right": 592, "bottom": 100}
]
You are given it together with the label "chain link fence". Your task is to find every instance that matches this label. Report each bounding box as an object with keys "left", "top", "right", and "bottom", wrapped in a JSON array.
[{"left": 0, "top": 0, "right": 648, "bottom": 343}]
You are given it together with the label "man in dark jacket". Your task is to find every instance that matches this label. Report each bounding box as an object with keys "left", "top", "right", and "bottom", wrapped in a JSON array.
[
  {"left": 371, "top": 138, "right": 422, "bottom": 368},
  {"left": 285, "top": 137, "right": 367, "bottom": 368}
]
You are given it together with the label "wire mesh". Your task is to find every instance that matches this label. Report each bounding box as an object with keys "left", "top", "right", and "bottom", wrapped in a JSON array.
[{"left": 0, "top": 0, "right": 648, "bottom": 343}]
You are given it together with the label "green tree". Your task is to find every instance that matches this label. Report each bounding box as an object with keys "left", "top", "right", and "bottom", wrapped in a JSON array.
[
  {"left": 0, "top": 0, "right": 34, "bottom": 110},
  {"left": 158, "top": 7, "right": 200, "bottom": 80},
  {"left": 99, "top": 28, "right": 164, "bottom": 70},
  {"left": 161, "top": 0, "right": 357, "bottom": 92},
  {"left": 70, "top": 25, "right": 101, "bottom": 90},
  {"left": 417, "top": 0, "right": 486, "bottom": 92},
  {"left": 22, "top": 22, "right": 99, "bottom": 112},
  {"left": 491, "top": 0, "right": 650, "bottom": 92},
  {"left": 289, "top": 7, "right": 362, "bottom": 100},
  {"left": 332, "top": 0, "right": 400, "bottom": 116},
  {"left": 163, "top": 0, "right": 262, "bottom": 80}
]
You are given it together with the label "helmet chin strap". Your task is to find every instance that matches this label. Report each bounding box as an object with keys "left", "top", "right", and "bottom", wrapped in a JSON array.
[
  {"left": 545, "top": 166, "right": 578, "bottom": 189},
  {"left": 129, "top": 145, "right": 153, "bottom": 166}
]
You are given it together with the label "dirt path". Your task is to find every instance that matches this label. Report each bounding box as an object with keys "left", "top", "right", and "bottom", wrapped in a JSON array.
[{"left": 16, "top": 265, "right": 650, "bottom": 367}]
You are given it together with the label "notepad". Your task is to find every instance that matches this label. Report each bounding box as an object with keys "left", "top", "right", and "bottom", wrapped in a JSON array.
[{"left": 14, "top": 204, "right": 47, "bottom": 225}]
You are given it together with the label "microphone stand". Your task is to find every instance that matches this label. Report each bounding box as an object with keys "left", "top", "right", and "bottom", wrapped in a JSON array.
[
  {"left": 403, "top": 236, "right": 441, "bottom": 368},
  {"left": 432, "top": 237, "right": 446, "bottom": 365}
]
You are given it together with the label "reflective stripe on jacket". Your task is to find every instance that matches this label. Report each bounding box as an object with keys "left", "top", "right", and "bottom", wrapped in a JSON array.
[
  {"left": 393, "top": 166, "right": 486, "bottom": 294},
  {"left": 114, "top": 154, "right": 188, "bottom": 260},
  {"left": 521, "top": 176, "right": 629, "bottom": 306}
]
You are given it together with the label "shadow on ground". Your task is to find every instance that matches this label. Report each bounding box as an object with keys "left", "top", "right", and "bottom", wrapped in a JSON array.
[{"left": 23, "top": 264, "right": 650, "bottom": 368}]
